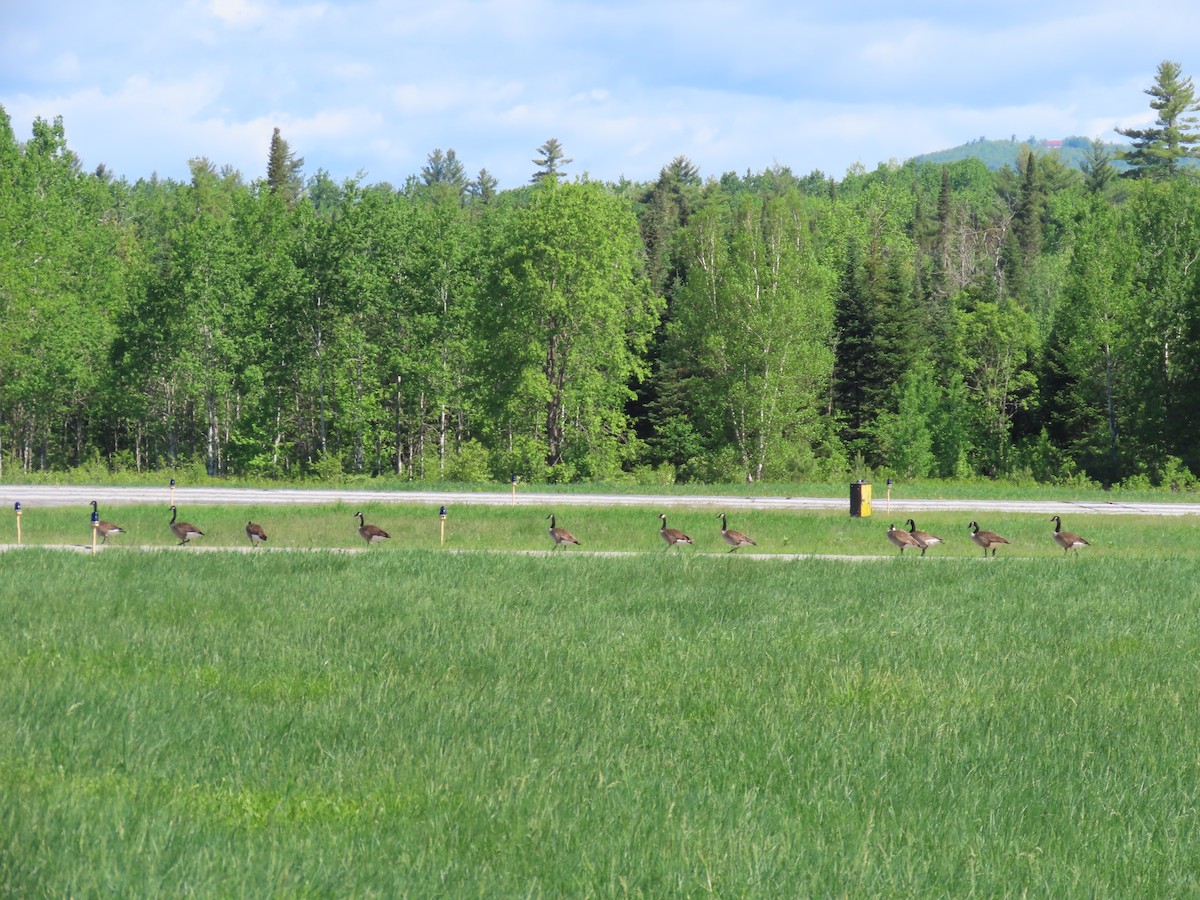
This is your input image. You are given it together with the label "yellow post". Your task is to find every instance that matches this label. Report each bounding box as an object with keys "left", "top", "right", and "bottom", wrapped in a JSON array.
[
  {"left": 886, "top": 477, "right": 892, "bottom": 514},
  {"left": 439, "top": 505, "right": 446, "bottom": 546},
  {"left": 169, "top": 478, "right": 176, "bottom": 507},
  {"left": 92, "top": 516, "right": 99, "bottom": 555},
  {"left": 511, "top": 474, "right": 518, "bottom": 505},
  {"left": 14, "top": 502, "right": 22, "bottom": 546},
  {"left": 850, "top": 482, "right": 873, "bottom": 518}
]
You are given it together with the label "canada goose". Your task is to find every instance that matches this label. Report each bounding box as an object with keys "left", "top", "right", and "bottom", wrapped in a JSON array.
[
  {"left": 1051, "top": 515, "right": 1090, "bottom": 555},
  {"left": 546, "top": 514, "right": 580, "bottom": 549},
  {"left": 168, "top": 506, "right": 204, "bottom": 545},
  {"left": 89, "top": 500, "right": 125, "bottom": 544},
  {"left": 717, "top": 513, "right": 756, "bottom": 552},
  {"left": 969, "top": 521, "right": 1008, "bottom": 557},
  {"left": 355, "top": 511, "right": 390, "bottom": 544},
  {"left": 887, "top": 523, "right": 923, "bottom": 555},
  {"left": 658, "top": 514, "right": 693, "bottom": 548},
  {"left": 246, "top": 521, "right": 268, "bottom": 548},
  {"left": 905, "top": 518, "right": 942, "bottom": 556}
]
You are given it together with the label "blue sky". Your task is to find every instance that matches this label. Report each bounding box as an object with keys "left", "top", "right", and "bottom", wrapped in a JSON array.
[{"left": 3, "top": 0, "right": 1199, "bottom": 189}]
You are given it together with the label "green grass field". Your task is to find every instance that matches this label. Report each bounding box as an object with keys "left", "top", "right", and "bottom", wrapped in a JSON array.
[{"left": 3, "top": 507, "right": 1200, "bottom": 895}]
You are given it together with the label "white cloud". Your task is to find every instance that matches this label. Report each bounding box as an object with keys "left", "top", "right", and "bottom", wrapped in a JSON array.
[
  {"left": 6, "top": 0, "right": 1200, "bottom": 187},
  {"left": 207, "top": 0, "right": 267, "bottom": 28}
]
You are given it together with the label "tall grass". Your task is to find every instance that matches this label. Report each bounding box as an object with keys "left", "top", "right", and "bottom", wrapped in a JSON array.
[{"left": 3, "top": 548, "right": 1200, "bottom": 895}]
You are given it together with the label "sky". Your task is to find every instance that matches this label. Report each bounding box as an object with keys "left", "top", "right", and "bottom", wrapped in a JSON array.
[{"left": 3, "top": 0, "right": 1200, "bottom": 190}]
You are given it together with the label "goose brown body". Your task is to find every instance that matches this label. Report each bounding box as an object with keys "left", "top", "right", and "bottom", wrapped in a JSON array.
[
  {"left": 887, "top": 523, "right": 923, "bottom": 555},
  {"left": 546, "top": 514, "right": 580, "bottom": 548},
  {"left": 905, "top": 518, "right": 942, "bottom": 556},
  {"left": 1051, "top": 515, "right": 1089, "bottom": 554},
  {"left": 969, "top": 521, "right": 1008, "bottom": 557},
  {"left": 246, "top": 521, "right": 268, "bottom": 547},
  {"left": 168, "top": 506, "right": 204, "bottom": 545},
  {"left": 658, "top": 514, "right": 692, "bottom": 548},
  {"left": 355, "top": 511, "right": 390, "bottom": 544},
  {"left": 717, "top": 513, "right": 756, "bottom": 551},
  {"left": 89, "top": 500, "right": 125, "bottom": 544}
]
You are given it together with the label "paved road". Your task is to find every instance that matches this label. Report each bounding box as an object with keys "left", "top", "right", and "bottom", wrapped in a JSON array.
[{"left": 2, "top": 484, "right": 1198, "bottom": 516}]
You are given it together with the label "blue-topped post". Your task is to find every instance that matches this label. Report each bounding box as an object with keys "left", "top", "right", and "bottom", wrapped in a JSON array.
[
  {"left": 169, "top": 478, "right": 176, "bottom": 507},
  {"left": 886, "top": 477, "right": 893, "bottom": 514},
  {"left": 439, "top": 505, "right": 447, "bottom": 546},
  {"left": 91, "top": 508, "right": 100, "bottom": 555},
  {"left": 511, "top": 474, "right": 519, "bottom": 506},
  {"left": 14, "top": 501, "right": 21, "bottom": 546}
]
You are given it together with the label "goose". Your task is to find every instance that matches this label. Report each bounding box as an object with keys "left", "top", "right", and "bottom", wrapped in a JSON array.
[
  {"left": 717, "top": 513, "right": 756, "bottom": 552},
  {"left": 1051, "top": 515, "right": 1090, "bottom": 555},
  {"left": 89, "top": 500, "right": 125, "bottom": 544},
  {"left": 658, "top": 514, "right": 693, "bottom": 548},
  {"left": 887, "top": 523, "right": 923, "bottom": 555},
  {"left": 905, "top": 518, "right": 942, "bottom": 556},
  {"left": 246, "top": 521, "right": 268, "bottom": 548},
  {"left": 168, "top": 506, "right": 204, "bottom": 545},
  {"left": 969, "top": 521, "right": 1008, "bottom": 557},
  {"left": 355, "top": 511, "right": 390, "bottom": 544},
  {"left": 546, "top": 514, "right": 580, "bottom": 549}
]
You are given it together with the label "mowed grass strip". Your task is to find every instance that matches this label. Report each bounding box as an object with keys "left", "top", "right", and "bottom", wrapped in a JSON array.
[
  {"left": 4, "top": 501, "right": 1200, "bottom": 558},
  {"left": 3, "top": 548, "right": 1200, "bottom": 895}
]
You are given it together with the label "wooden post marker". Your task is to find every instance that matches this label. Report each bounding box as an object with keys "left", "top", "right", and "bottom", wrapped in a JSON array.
[
  {"left": 511, "top": 474, "right": 519, "bottom": 505},
  {"left": 169, "top": 478, "right": 176, "bottom": 507},
  {"left": 439, "top": 505, "right": 447, "bottom": 546},
  {"left": 886, "top": 477, "right": 892, "bottom": 514},
  {"left": 91, "top": 508, "right": 99, "bottom": 555},
  {"left": 14, "top": 501, "right": 21, "bottom": 546}
]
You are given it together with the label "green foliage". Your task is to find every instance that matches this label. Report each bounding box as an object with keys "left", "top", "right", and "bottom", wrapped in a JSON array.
[
  {"left": 872, "top": 361, "right": 937, "bottom": 478},
  {"left": 265, "top": 126, "right": 304, "bottom": 204},
  {"left": 1117, "top": 60, "right": 1200, "bottom": 180},
  {"left": 477, "top": 180, "right": 661, "bottom": 478},
  {"left": 664, "top": 189, "right": 835, "bottom": 481},
  {"left": 7, "top": 78, "right": 1200, "bottom": 489},
  {"left": 530, "top": 137, "right": 571, "bottom": 183}
]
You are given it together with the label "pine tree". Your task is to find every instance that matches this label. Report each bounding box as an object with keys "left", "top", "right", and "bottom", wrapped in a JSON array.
[
  {"left": 421, "top": 148, "right": 468, "bottom": 199},
  {"left": 266, "top": 127, "right": 304, "bottom": 204},
  {"left": 468, "top": 168, "right": 498, "bottom": 204},
  {"left": 531, "top": 138, "right": 572, "bottom": 183},
  {"left": 1116, "top": 60, "right": 1200, "bottom": 180},
  {"left": 1081, "top": 138, "right": 1116, "bottom": 194},
  {"left": 1000, "top": 150, "right": 1045, "bottom": 296}
]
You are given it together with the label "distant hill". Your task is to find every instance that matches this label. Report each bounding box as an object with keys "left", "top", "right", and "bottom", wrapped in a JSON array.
[{"left": 913, "top": 136, "right": 1131, "bottom": 172}]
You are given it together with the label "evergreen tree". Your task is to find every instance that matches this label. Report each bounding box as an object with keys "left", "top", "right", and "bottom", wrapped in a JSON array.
[
  {"left": 468, "top": 168, "right": 498, "bottom": 205},
  {"left": 1000, "top": 151, "right": 1045, "bottom": 297},
  {"left": 420, "top": 148, "right": 468, "bottom": 201},
  {"left": 266, "top": 127, "right": 304, "bottom": 204},
  {"left": 531, "top": 138, "right": 572, "bottom": 183},
  {"left": 639, "top": 156, "right": 700, "bottom": 296},
  {"left": 1081, "top": 138, "right": 1116, "bottom": 194},
  {"left": 1116, "top": 60, "right": 1200, "bottom": 180}
]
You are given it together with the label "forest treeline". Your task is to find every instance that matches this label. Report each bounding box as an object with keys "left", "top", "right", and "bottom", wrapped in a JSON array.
[{"left": 3, "top": 64, "right": 1200, "bottom": 488}]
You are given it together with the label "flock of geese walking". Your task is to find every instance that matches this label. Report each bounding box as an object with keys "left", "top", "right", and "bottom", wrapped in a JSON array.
[
  {"left": 887, "top": 515, "right": 1090, "bottom": 556},
  {"left": 83, "top": 504, "right": 397, "bottom": 548},
  {"left": 81, "top": 502, "right": 1091, "bottom": 556},
  {"left": 560, "top": 512, "right": 1089, "bottom": 557}
]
